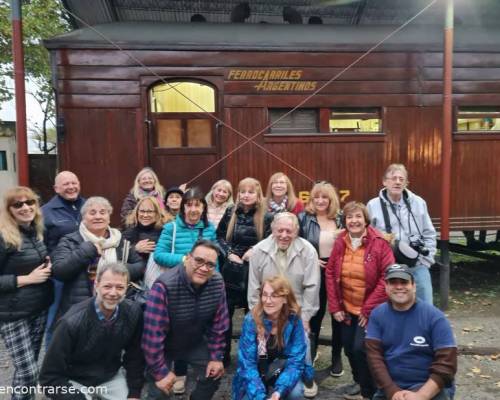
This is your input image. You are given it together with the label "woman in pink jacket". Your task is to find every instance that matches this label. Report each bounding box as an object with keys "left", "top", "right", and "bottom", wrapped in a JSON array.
[{"left": 325, "top": 201, "right": 394, "bottom": 400}]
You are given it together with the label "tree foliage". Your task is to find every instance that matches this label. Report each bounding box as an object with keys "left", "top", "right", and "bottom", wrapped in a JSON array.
[{"left": 0, "top": 0, "right": 71, "bottom": 153}]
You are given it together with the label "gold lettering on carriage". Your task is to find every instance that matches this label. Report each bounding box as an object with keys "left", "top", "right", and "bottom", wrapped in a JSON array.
[{"left": 227, "top": 69, "right": 318, "bottom": 92}]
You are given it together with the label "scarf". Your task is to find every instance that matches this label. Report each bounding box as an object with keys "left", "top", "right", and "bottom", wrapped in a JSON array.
[
  {"left": 139, "top": 188, "right": 165, "bottom": 209},
  {"left": 349, "top": 234, "right": 363, "bottom": 251},
  {"left": 79, "top": 223, "right": 122, "bottom": 268},
  {"left": 269, "top": 195, "right": 288, "bottom": 213}
]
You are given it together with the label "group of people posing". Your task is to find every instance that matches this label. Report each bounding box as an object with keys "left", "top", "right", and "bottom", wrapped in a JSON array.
[{"left": 0, "top": 164, "right": 457, "bottom": 400}]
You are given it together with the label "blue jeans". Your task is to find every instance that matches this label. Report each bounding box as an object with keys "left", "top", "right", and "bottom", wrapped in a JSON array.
[
  {"left": 242, "top": 381, "right": 303, "bottom": 400},
  {"left": 44, "top": 278, "right": 64, "bottom": 349},
  {"left": 413, "top": 264, "right": 433, "bottom": 304}
]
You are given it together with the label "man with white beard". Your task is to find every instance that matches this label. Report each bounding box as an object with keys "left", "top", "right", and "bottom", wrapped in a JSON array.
[{"left": 39, "top": 263, "right": 144, "bottom": 400}]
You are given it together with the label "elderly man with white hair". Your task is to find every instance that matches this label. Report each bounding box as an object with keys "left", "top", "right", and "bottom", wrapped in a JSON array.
[{"left": 248, "top": 211, "right": 320, "bottom": 398}]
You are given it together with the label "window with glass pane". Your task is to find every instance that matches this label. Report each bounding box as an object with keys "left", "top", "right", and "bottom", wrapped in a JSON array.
[
  {"left": 269, "top": 109, "right": 318, "bottom": 134},
  {"left": 457, "top": 107, "right": 500, "bottom": 132},
  {"left": 330, "top": 108, "right": 381, "bottom": 133},
  {"left": 150, "top": 80, "right": 216, "bottom": 148},
  {"left": 0, "top": 151, "right": 7, "bottom": 171}
]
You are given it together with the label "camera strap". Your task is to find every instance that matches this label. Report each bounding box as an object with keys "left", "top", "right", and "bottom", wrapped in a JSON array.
[{"left": 379, "top": 197, "right": 392, "bottom": 234}]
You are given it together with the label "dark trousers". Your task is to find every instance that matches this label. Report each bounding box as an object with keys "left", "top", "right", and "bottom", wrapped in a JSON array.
[
  {"left": 309, "top": 267, "right": 342, "bottom": 364},
  {"left": 224, "top": 289, "right": 248, "bottom": 364},
  {"left": 147, "top": 343, "right": 220, "bottom": 400},
  {"left": 341, "top": 314, "right": 375, "bottom": 399}
]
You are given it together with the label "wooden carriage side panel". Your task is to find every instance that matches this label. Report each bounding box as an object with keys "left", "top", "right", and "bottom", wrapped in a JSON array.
[{"left": 58, "top": 108, "right": 142, "bottom": 225}]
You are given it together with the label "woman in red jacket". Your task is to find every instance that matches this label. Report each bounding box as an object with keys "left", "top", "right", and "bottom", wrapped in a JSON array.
[{"left": 325, "top": 201, "right": 394, "bottom": 400}]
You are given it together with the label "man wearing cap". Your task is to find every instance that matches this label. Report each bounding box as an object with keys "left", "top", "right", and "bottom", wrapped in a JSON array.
[
  {"left": 365, "top": 264, "right": 457, "bottom": 400},
  {"left": 367, "top": 163, "right": 436, "bottom": 304}
]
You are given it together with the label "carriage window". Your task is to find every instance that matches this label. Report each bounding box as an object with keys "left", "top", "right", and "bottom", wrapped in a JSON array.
[
  {"left": 457, "top": 107, "right": 500, "bottom": 132},
  {"left": 150, "top": 81, "right": 216, "bottom": 148},
  {"left": 0, "top": 151, "right": 7, "bottom": 171},
  {"left": 330, "top": 108, "right": 381, "bottom": 133},
  {"left": 269, "top": 109, "right": 318, "bottom": 134}
]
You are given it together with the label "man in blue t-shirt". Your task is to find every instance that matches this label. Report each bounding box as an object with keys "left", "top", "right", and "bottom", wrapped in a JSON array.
[{"left": 365, "top": 264, "right": 457, "bottom": 400}]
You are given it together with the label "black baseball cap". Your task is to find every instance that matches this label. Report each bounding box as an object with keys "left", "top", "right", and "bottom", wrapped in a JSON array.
[
  {"left": 385, "top": 264, "right": 414, "bottom": 282},
  {"left": 165, "top": 186, "right": 184, "bottom": 199}
]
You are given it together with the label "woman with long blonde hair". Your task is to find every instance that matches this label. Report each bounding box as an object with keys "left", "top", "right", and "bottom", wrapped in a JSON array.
[
  {"left": 265, "top": 172, "right": 304, "bottom": 216},
  {"left": 205, "top": 179, "right": 234, "bottom": 228},
  {"left": 216, "top": 177, "right": 273, "bottom": 365},
  {"left": 233, "top": 276, "right": 306, "bottom": 400},
  {"left": 0, "top": 186, "right": 53, "bottom": 399},
  {"left": 120, "top": 167, "right": 166, "bottom": 222},
  {"left": 298, "top": 181, "right": 343, "bottom": 376}
]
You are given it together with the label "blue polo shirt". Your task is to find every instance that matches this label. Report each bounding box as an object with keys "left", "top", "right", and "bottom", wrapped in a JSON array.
[{"left": 366, "top": 301, "right": 456, "bottom": 390}]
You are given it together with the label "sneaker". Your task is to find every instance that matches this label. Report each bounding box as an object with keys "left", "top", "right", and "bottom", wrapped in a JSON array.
[
  {"left": 342, "top": 383, "right": 361, "bottom": 399},
  {"left": 329, "top": 356, "right": 344, "bottom": 377},
  {"left": 173, "top": 375, "right": 186, "bottom": 394},
  {"left": 303, "top": 380, "right": 318, "bottom": 398}
]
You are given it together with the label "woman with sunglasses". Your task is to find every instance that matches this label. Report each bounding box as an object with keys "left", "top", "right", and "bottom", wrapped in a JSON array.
[
  {"left": 123, "top": 197, "right": 172, "bottom": 262},
  {"left": 0, "top": 187, "right": 53, "bottom": 399},
  {"left": 52, "top": 196, "right": 144, "bottom": 317},
  {"left": 233, "top": 276, "right": 307, "bottom": 400}
]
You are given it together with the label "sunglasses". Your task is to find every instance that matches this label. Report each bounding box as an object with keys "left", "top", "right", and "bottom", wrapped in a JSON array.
[{"left": 11, "top": 199, "right": 36, "bottom": 209}]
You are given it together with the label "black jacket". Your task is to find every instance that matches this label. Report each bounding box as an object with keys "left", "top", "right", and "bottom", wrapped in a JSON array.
[
  {"left": 0, "top": 226, "right": 53, "bottom": 321},
  {"left": 122, "top": 223, "right": 162, "bottom": 262},
  {"left": 298, "top": 211, "right": 343, "bottom": 255},
  {"left": 52, "top": 231, "right": 144, "bottom": 316},
  {"left": 39, "top": 297, "right": 144, "bottom": 400},
  {"left": 216, "top": 205, "right": 273, "bottom": 258}
]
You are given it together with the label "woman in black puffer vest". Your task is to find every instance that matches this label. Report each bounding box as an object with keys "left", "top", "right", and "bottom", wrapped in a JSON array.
[
  {"left": 216, "top": 177, "right": 273, "bottom": 366},
  {"left": 0, "top": 186, "right": 53, "bottom": 400}
]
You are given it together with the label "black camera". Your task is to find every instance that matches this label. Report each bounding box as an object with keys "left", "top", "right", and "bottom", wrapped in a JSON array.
[{"left": 409, "top": 237, "right": 430, "bottom": 257}]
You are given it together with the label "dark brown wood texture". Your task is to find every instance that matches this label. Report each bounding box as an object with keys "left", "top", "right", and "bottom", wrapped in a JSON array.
[{"left": 54, "top": 48, "right": 500, "bottom": 229}]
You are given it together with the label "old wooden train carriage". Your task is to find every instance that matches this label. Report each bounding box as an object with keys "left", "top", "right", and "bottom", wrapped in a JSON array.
[{"left": 45, "top": 0, "right": 500, "bottom": 230}]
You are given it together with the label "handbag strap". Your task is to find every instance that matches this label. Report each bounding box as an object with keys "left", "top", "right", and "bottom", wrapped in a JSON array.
[
  {"left": 121, "top": 239, "right": 130, "bottom": 264},
  {"left": 171, "top": 223, "right": 177, "bottom": 254}
]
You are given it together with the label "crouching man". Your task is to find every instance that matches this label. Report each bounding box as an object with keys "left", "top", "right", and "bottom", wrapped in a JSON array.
[
  {"left": 142, "top": 239, "right": 229, "bottom": 399},
  {"left": 39, "top": 262, "right": 144, "bottom": 399},
  {"left": 365, "top": 264, "right": 457, "bottom": 400}
]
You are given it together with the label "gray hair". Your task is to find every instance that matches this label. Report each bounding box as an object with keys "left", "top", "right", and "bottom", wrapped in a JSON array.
[
  {"left": 81, "top": 196, "right": 113, "bottom": 216},
  {"left": 383, "top": 163, "right": 408, "bottom": 180},
  {"left": 271, "top": 211, "right": 299, "bottom": 232},
  {"left": 96, "top": 262, "right": 130, "bottom": 283}
]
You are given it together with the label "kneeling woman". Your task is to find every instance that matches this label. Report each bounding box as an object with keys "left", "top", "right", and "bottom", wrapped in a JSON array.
[{"left": 233, "top": 276, "right": 307, "bottom": 400}]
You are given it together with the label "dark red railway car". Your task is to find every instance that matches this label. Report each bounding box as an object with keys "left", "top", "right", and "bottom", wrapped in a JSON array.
[{"left": 45, "top": 0, "right": 500, "bottom": 231}]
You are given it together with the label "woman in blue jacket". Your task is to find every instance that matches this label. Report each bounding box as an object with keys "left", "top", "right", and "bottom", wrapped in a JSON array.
[
  {"left": 233, "top": 276, "right": 308, "bottom": 400},
  {"left": 153, "top": 186, "right": 216, "bottom": 394}
]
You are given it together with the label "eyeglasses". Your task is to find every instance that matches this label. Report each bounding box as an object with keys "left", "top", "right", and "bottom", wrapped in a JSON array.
[
  {"left": 192, "top": 256, "right": 216, "bottom": 270},
  {"left": 11, "top": 199, "right": 36, "bottom": 209},
  {"left": 386, "top": 176, "right": 406, "bottom": 183},
  {"left": 138, "top": 209, "right": 156, "bottom": 215},
  {"left": 261, "top": 293, "right": 284, "bottom": 301}
]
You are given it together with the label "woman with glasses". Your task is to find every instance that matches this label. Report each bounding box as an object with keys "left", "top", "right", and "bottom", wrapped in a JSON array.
[
  {"left": 265, "top": 172, "right": 304, "bottom": 216},
  {"left": 216, "top": 177, "right": 273, "bottom": 366},
  {"left": 325, "top": 201, "right": 394, "bottom": 400},
  {"left": 154, "top": 187, "right": 217, "bottom": 394},
  {"left": 52, "top": 196, "right": 144, "bottom": 317},
  {"left": 123, "top": 197, "right": 171, "bottom": 262},
  {"left": 0, "top": 186, "right": 53, "bottom": 400},
  {"left": 233, "top": 276, "right": 307, "bottom": 400},
  {"left": 120, "top": 167, "right": 166, "bottom": 223},
  {"left": 298, "top": 181, "right": 344, "bottom": 377}
]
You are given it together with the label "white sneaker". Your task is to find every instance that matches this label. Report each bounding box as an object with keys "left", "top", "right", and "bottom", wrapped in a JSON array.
[
  {"left": 173, "top": 375, "right": 186, "bottom": 394},
  {"left": 303, "top": 380, "right": 318, "bottom": 398}
]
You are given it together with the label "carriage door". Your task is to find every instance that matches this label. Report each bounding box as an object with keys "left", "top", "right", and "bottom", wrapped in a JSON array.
[{"left": 148, "top": 80, "right": 221, "bottom": 190}]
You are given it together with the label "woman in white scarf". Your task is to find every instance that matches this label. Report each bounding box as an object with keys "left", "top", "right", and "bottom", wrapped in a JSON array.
[{"left": 52, "top": 196, "right": 144, "bottom": 317}]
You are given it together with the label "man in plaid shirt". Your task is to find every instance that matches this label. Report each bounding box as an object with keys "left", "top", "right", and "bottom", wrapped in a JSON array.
[{"left": 142, "top": 239, "right": 229, "bottom": 399}]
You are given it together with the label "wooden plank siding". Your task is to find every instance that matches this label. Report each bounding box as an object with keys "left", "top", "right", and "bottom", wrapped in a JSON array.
[{"left": 53, "top": 47, "right": 500, "bottom": 229}]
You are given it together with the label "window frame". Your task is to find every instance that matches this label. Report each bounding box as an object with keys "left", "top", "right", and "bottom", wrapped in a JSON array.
[{"left": 454, "top": 106, "right": 500, "bottom": 141}]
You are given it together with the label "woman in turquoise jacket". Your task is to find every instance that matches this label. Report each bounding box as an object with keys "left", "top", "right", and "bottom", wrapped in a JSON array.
[
  {"left": 233, "top": 276, "right": 311, "bottom": 400},
  {"left": 153, "top": 186, "right": 216, "bottom": 394}
]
